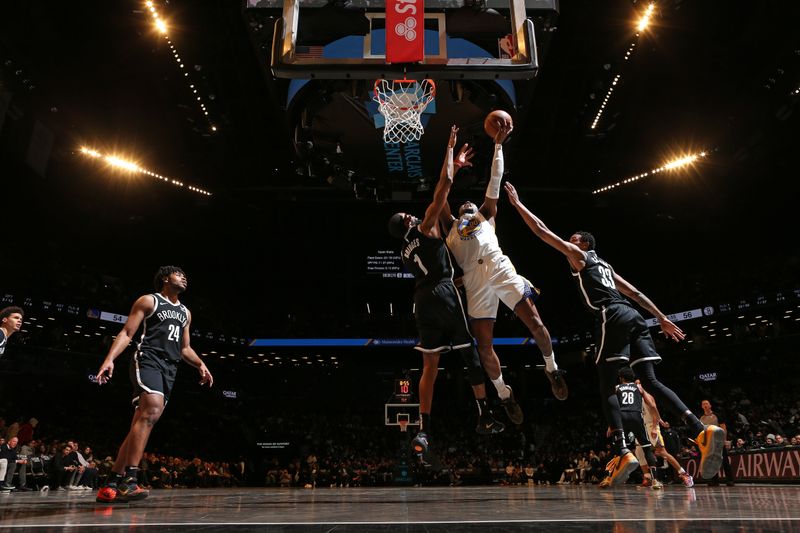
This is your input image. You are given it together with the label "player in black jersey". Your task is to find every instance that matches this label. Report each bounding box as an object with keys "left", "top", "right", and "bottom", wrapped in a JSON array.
[
  {"left": 388, "top": 126, "right": 504, "bottom": 466},
  {"left": 503, "top": 182, "right": 725, "bottom": 486},
  {"left": 0, "top": 306, "right": 24, "bottom": 359},
  {"left": 604, "top": 366, "right": 662, "bottom": 489},
  {"left": 94, "top": 266, "right": 213, "bottom": 503}
]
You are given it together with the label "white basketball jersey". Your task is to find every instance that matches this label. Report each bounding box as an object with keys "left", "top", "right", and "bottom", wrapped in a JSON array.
[{"left": 446, "top": 212, "right": 502, "bottom": 273}]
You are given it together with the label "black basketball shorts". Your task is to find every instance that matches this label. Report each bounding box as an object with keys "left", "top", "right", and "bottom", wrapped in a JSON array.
[
  {"left": 594, "top": 303, "right": 662, "bottom": 367},
  {"left": 414, "top": 280, "right": 474, "bottom": 353},
  {"left": 129, "top": 350, "right": 179, "bottom": 406}
]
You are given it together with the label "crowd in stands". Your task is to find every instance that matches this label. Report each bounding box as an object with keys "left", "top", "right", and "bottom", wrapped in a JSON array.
[{"left": 2, "top": 373, "right": 798, "bottom": 493}]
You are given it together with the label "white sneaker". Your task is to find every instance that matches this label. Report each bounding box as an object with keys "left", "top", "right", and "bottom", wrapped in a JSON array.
[
  {"left": 40, "top": 485, "right": 50, "bottom": 493},
  {"left": 56, "top": 486, "right": 66, "bottom": 491},
  {"left": 67, "top": 485, "right": 80, "bottom": 490},
  {"left": 79, "top": 485, "right": 91, "bottom": 490}
]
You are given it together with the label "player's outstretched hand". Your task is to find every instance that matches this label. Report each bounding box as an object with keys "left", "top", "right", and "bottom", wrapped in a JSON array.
[
  {"left": 96, "top": 360, "right": 114, "bottom": 385},
  {"left": 455, "top": 144, "right": 474, "bottom": 171},
  {"left": 504, "top": 182, "right": 521, "bottom": 208},
  {"left": 494, "top": 120, "right": 513, "bottom": 144},
  {"left": 448, "top": 125, "right": 459, "bottom": 148},
  {"left": 199, "top": 364, "right": 214, "bottom": 387},
  {"left": 659, "top": 318, "right": 685, "bottom": 342}
]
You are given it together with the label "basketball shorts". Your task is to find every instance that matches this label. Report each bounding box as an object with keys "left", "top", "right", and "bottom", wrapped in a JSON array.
[
  {"left": 414, "top": 279, "right": 474, "bottom": 353},
  {"left": 594, "top": 303, "right": 662, "bottom": 367},
  {"left": 129, "top": 350, "right": 178, "bottom": 406},
  {"left": 620, "top": 410, "right": 651, "bottom": 449},
  {"left": 462, "top": 254, "right": 540, "bottom": 320}
]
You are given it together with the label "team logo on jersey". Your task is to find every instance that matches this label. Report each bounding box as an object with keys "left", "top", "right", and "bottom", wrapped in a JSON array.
[{"left": 456, "top": 216, "right": 482, "bottom": 239}]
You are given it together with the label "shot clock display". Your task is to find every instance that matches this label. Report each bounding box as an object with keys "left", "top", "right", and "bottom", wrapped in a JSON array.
[{"left": 394, "top": 378, "right": 413, "bottom": 402}]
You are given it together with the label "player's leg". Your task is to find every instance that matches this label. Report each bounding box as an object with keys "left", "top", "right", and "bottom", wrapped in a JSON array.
[
  {"left": 448, "top": 281, "right": 507, "bottom": 432},
  {"left": 594, "top": 314, "right": 639, "bottom": 488},
  {"left": 655, "top": 445, "right": 693, "bottom": 487},
  {"left": 630, "top": 322, "right": 725, "bottom": 480},
  {"left": 623, "top": 412, "right": 661, "bottom": 489},
  {"left": 470, "top": 318, "right": 522, "bottom": 424},
  {"left": 455, "top": 343, "right": 505, "bottom": 433},
  {"left": 418, "top": 351, "right": 440, "bottom": 435},
  {"left": 495, "top": 271, "right": 567, "bottom": 400}
]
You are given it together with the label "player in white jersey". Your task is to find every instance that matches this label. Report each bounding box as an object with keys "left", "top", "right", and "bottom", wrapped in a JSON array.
[
  {"left": 635, "top": 379, "right": 694, "bottom": 488},
  {"left": 439, "top": 120, "right": 567, "bottom": 422}
]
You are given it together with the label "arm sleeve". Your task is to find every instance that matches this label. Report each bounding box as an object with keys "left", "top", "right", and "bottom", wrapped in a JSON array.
[{"left": 485, "top": 144, "right": 503, "bottom": 199}]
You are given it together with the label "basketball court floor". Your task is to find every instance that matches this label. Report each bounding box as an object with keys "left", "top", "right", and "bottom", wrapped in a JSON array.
[{"left": 2, "top": 485, "right": 799, "bottom": 531}]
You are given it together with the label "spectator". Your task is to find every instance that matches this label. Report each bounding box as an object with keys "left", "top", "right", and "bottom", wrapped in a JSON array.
[{"left": 17, "top": 418, "right": 38, "bottom": 446}]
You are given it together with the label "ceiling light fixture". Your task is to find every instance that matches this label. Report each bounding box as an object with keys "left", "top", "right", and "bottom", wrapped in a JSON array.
[
  {"left": 592, "top": 150, "right": 707, "bottom": 194},
  {"left": 78, "top": 146, "right": 212, "bottom": 196}
]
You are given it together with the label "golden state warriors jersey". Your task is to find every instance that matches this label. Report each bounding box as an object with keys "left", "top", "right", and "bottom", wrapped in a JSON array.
[{"left": 445, "top": 212, "right": 502, "bottom": 272}]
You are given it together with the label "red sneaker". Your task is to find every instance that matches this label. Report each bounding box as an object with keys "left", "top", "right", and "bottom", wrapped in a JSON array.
[{"left": 96, "top": 485, "right": 122, "bottom": 503}]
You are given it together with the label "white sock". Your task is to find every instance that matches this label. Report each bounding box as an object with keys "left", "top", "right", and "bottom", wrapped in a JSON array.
[
  {"left": 678, "top": 467, "right": 686, "bottom": 475},
  {"left": 543, "top": 352, "right": 558, "bottom": 373},
  {"left": 492, "top": 375, "right": 511, "bottom": 400}
]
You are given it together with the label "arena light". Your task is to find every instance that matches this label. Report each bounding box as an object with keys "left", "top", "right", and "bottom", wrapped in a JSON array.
[
  {"left": 593, "top": 150, "right": 707, "bottom": 194},
  {"left": 144, "top": 1, "right": 217, "bottom": 133},
  {"left": 77, "top": 146, "right": 213, "bottom": 196},
  {"left": 637, "top": 3, "right": 656, "bottom": 32},
  {"left": 590, "top": 4, "right": 656, "bottom": 130}
]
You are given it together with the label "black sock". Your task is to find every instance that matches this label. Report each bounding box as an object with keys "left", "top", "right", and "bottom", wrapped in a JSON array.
[
  {"left": 476, "top": 398, "right": 489, "bottom": 417},
  {"left": 108, "top": 472, "right": 124, "bottom": 486},
  {"left": 611, "top": 429, "right": 630, "bottom": 456},
  {"left": 683, "top": 413, "right": 705, "bottom": 436},
  {"left": 125, "top": 466, "right": 139, "bottom": 482},
  {"left": 421, "top": 413, "right": 432, "bottom": 434}
]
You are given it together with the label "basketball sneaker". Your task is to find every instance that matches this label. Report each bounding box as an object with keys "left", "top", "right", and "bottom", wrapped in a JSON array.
[
  {"left": 679, "top": 472, "right": 694, "bottom": 488},
  {"left": 411, "top": 431, "right": 440, "bottom": 469},
  {"left": 499, "top": 386, "right": 524, "bottom": 425},
  {"left": 651, "top": 478, "right": 663, "bottom": 490},
  {"left": 476, "top": 413, "right": 506, "bottom": 435},
  {"left": 117, "top": 477, "right": 149, "bottom": 501},
  {"left": 545, "top": 369, "right": 568, "bottom": 401},
  {"left": 693, "top": 425, "right": 725, "bottom": 479},
  {"left": 96, "top": 485, "right": 122, "bottom": 503},
  {"left": 602, "top": 452, "right": 639, "bottom": 488}
]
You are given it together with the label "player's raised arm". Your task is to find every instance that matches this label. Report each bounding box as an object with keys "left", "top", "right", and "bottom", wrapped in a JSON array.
[
  {"left": 96, "top": 295, "right": 155, "bottom": 385},
  {"left": 421, "top": 126, "right": 463, "bottom": 236},
  {"left": 612, "top": 273, "right": 685, "bottom": 342},
  {"left": 478, "top": 122, "right": 511, "bottom": 220},
  {"left": 503, "top": 182, "right": 587, "bottom": 271}
]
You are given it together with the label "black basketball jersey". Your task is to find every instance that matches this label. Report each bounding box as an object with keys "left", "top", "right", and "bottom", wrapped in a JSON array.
[
  {"left": 0, "top": 329, "right": 6, "bottom": 356},
  {"left": 572, "top": 250, "right": 628, "bottom": 314},
  {"left": 137, "top": 293, "right": 189, "bottom": 362},
  {"left": 401, "top": 226, "right": 453, "bottom": 288},
  {"left": 616, "top": 382, "right": 643, "bottom": 413}
]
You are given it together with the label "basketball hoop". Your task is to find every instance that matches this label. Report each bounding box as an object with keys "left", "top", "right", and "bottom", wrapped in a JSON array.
[
  {"left": 398, "top": 419, "right": 409, "bottom": 433},
  {"left": 374, "top": 79, "right": 436, "bottom": 144}
]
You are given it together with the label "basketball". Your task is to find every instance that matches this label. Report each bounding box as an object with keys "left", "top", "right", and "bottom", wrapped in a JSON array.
[{"left": 484, "top": 109, "right": 513, "bottom": 139}]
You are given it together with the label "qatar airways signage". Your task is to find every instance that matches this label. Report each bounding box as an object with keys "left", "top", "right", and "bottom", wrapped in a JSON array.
[
  {"left": 386, "top": 0, "right": 424, "bottom": 63},
  {"left": 682, "top": 448, "right": 800, "bottom": 482}
]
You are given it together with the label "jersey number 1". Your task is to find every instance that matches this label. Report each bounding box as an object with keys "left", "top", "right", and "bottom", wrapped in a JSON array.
[{"left": 167, "top": 324, "right": 181, "bottom": 343}]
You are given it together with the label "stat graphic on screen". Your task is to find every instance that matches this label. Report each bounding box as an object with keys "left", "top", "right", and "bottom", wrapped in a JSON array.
[{"left": 366, "top": 249, "right": 413, "bottom": 279}]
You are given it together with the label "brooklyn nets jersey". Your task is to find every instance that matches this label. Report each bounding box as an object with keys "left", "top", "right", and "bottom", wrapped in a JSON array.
[
  {"left": 401, "top": 226, "right": 453, "bottom": 288},
  {"left": 616, "top": 382, "right": 643, "bottom": 413},
  {"left": 445, "top": 212, "right": 502, "bottom": 273},
  {"left": 138, "top": 293, "right": 189, "bottom": 362},
  {"left": 0, "top": 329, "right": 6, "bottom": 356},
  {"left": 572, "top": 250, "right": 628, "bottom": 314}
]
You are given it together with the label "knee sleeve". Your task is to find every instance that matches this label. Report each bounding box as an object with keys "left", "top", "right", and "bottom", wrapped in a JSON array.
[{"left": 458, "top": 346, "right": 486, "bottom": 386}]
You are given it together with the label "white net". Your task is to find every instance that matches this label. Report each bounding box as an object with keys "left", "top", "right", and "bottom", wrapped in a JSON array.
[{"left": 373, "top": 79, "right": 436, "bottom": 144}]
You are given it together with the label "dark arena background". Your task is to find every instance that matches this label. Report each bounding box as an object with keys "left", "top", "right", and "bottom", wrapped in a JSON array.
[{"left": 1, "top": 0, "right": 800, "bottom": 531}]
